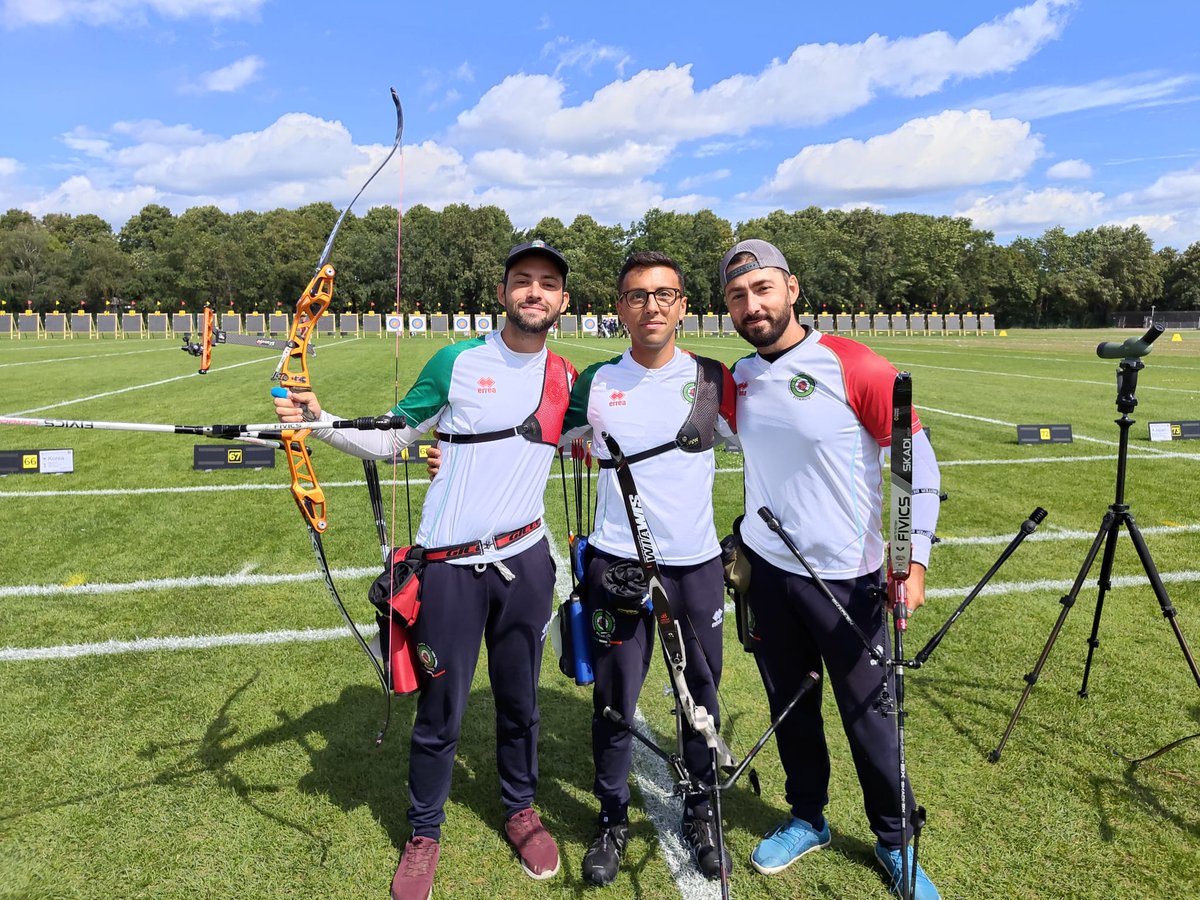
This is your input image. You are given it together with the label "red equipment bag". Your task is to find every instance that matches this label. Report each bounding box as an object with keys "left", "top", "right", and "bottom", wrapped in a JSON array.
[{"left": 368, "top": 546, "right": 425, "bottom": 695}]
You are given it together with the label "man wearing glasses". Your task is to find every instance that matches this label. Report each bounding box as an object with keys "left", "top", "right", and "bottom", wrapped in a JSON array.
[{"left": 560, "top": 251, "right": 737, "bottom": 887}]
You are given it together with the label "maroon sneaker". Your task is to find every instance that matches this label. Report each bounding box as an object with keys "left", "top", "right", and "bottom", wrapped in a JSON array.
[
  {"left": 503, "top": 807, "right": 561, "bottom": 880},
  {"left": 391, "top": 836, "right": 440, "bottom": 900}
]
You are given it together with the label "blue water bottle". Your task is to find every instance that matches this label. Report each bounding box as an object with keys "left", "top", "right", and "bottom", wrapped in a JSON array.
[{"left": 565, "top": 589, "right": 594, "bottom": 685}]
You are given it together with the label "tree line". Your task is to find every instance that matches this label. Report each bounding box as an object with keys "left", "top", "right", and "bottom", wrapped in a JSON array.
[{"left": 2, "top": 203, "right": 1199, "bottom": 327}]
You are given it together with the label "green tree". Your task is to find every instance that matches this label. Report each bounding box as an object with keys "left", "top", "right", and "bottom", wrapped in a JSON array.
[{"left": 1162, "top": 242, "right": 1200, "bottom": 310}]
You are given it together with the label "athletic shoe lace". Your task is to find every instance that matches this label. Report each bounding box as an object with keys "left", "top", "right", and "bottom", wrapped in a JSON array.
[{"left": 399, "top": 838, "right": 437, "bottom": 877}]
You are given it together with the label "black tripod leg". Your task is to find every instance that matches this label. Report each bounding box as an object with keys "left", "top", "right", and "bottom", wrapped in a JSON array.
[
  {"left": 1124, "top": 514, "right": 1200, "bottom": 688},
  {"left": 710, "top": 747, "right": 730, "bottom": 900},
  {"left": 991, "top": 510, "right": 1116, "bottom": 762},
  {"left": 1079, "top": 511, "right": 1125, "bottom": 698}
]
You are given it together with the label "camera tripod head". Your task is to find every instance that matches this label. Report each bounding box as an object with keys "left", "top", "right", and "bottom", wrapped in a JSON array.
[
  {"left": 1096, "top": 323, "right": 1164, "bottom": 361},
  {"left": 1096, "top": 324, "right": 1164, "bottom": 414}
]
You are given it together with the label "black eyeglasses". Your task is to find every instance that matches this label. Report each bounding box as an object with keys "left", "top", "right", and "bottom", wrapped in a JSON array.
[{"left": 618, "top": 287, "right": 682, "bottom": 309}]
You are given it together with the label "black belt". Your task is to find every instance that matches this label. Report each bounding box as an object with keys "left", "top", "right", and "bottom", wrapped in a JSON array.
[
  {"left": 597, "top": 440, "right": 677, "bottom": 468},
  {"left": 420, "top": 518, "right": 542, "bottom": 561}
]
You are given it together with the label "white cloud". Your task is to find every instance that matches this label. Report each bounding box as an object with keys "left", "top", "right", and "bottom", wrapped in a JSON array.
[
  {"left": 1102, "top": 212, "right": 1200, "bottom": 250},
  {"left": 976, "top": 74, "right": 1192, "bottom": 119},
  {"left": 2, "top": 0, "right": 267, "bottom": 28},
  {"left": 542, "top": 37, "right": 632, "bottom": 77},
  {"left": 128, "top": 113, "right": 366, "bottom": 194},
  {"left": 455, "top": 0, "right": 1070, "bottom": 152},
  {"left": 694, "top": 138, "right": 765, "bottom": 159},
  {"left": 756, "top": 110, "right": 1042, "bottom": 202},
  {"left": 24, "top": 175, "right": 172, "bottom": 222},
  {"left": 677, "top": 169, "right": 731, "bottom": 192},
  {"left": 955, "top": 186, "right": 1106, "bottom": 232},
  {"left": 62, "top": 127, "right": 113, "bottom": 157},
  {"left": 191, "top": 55, "right": 264, "bottom": 94},
  {"left": 1117, "top": 162, "right": 1200, "bottom": 208},
  {"left": 471, "top": 142, "right": 673, "bottom": 188},
  {"left": 0, "top": 157, "right": 20, "bottom": 176},
  {"left": 473, "top": 181, "right": 711, "bottom": 230},
  {"left": 111, "top": 120, "right": 209, "bottom": 145},
  {"left": 1046, "top": 158, "right": 1092, "bottom": 179}
]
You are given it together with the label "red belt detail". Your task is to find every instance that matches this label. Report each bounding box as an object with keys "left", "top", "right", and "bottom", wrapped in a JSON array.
[{"left": 420, "top": 518, "right": 542, "bottom": 562}]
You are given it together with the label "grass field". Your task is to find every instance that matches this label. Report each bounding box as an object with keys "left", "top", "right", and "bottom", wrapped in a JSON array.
[{"left": 1, "top": 327, "right": 1198, "bottom": 899}]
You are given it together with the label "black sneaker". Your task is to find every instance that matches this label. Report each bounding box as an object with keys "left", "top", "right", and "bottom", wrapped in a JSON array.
[
  {"left": 682, "top": 808, "right": 732, "bottom": 881},
  {"left": 582, "top": 818, "right": 629, "bottom": 886}
]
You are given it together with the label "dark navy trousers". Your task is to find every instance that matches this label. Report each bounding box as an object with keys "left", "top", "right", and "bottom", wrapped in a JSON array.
[
  {"left": 584, "top": 547, "right": 725, "bottom": 819},
  {"left": 742, "top": 544, "right": 915, "bottom": 849},
  {"left": 406, "top": 537, "right": 556, "bottom": 840}
]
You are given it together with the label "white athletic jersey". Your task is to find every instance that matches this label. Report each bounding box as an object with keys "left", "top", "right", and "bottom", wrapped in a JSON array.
[
  {"left": 562, "top": 347, "right": 736, "bottom": 565},
  {"left": 732, "top": 328, "right": 939, "bottom": 579},
  {"left": 313, "top": 332, "right": 576, "bottom": 563}
]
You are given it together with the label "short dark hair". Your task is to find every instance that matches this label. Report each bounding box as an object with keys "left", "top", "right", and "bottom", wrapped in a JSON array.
[
  {"left": 724, "top": 251, "right": 757, "bottom": 276},
  {"left": 617, "top": 251, "right": 685, "bottom": 294}
]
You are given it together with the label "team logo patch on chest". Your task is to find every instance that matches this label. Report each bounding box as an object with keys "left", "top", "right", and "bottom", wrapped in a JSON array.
[
  {"left": 477, "top": 376, "right": 497, "bottom": 394},
  {"left": 681, "top": 381, "right": 697, "bottom": 404},
  {"left": 789, "top": 372, "right": 817, "bottom": 399},
  {"left": 609, "top": 390, "right": 626, "bottom": 407}
]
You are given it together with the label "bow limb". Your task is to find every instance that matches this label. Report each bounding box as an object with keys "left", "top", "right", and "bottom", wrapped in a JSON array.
[
  {"left": 602, "top": 431, "right": 734, "bottom": 768},
  {"left": 272, "top": 89, "right": 405, "bottom": 742}
]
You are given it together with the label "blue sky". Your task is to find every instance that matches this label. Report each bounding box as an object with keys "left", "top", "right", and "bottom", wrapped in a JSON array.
[{"left": 2, "top": 0, "right": 1199, "bottom": 248}]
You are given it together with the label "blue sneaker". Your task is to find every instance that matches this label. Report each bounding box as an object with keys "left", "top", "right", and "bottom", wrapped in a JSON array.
[
  {"left": 750, "top": 816, "right": 831, "bottom": 875},
  {"left": 874, "top": 842, "right": 941, "bottom": 900}
]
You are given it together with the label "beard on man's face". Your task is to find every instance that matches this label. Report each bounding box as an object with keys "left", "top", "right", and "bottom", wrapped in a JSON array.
[
  {"left": 507, "top": 303, "right": 560, "bottom": 334},
  {"left": 734, "top": 307, "right": 791, "bottom": 348}
]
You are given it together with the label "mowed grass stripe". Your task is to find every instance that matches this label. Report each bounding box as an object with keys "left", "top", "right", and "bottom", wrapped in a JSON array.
[{"left": 3, "top": 330, "right": 1197, "bottom": 900}]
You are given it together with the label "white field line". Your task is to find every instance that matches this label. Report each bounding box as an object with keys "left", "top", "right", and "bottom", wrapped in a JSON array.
[
  {"left": 0, "top": 625, "right": 366, "bottom": 662},
  {"left": 938, "top": 452, "right": 1200, "bottom": 466},
  {"left": 938, "top": 523, "right": 1200, "bottom": 546},
  {"left": 544, "top": 533, "right": 703, "bottom": 898},
  {"left": 919, "top": 404, "right": 1199, "bottom": 459},
  {"left": 5, "top": 447, "right": 1197, "bottom": 502},
  {"left": 0, "top": 564, "right": 379, "bottom": 599},
  {"left": 630, "top": 707, "right": 719, "bottom": 900},
  {"left": 0, "top": 346, "right": 182, "bottom": 368},
  {"left": 3, "top": 338, "right": 361, "bottom": 417},
  {"left": 924, "top": 569, "right": 1200, "bottom": 600},
  {"left": 680, "top": 336, "right": 1200, "bottom": 371},
  {"left": 6, "top": 538, "right": 1198, "bottom": 900},
  {"left": 909, "top": 361, "right": 1200, "bottom": 396},
  {"left": 10, "top": 569, "right": 1200, "bottom": 659},
  {"left": 4, "top": 357, "right": 270, "bottom": 416}
]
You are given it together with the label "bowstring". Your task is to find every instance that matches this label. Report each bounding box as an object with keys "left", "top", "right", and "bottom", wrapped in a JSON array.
[{"left": 385, "top": 130, "right": 407, "bottom": 700}]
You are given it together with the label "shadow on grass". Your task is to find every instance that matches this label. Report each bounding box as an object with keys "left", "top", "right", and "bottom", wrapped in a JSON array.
[
  {"left": 88, "top": 663, "right": 916, "bottom": 897},
  {"left": 1090, "top": 702, "right": 1200, "bottom": 843}
]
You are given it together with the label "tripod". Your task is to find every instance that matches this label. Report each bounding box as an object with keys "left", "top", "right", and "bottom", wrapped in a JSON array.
[{"left": 991, "top": 336, "right": 1200, "bottom": 762}]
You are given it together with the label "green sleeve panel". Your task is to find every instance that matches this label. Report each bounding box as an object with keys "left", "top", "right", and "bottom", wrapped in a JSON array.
[
  {"left": 389, "top": 337, "right": 484, "bottom": 427},
  {"left": 562, "top": 356, "right": 621, "bottom": 432}
]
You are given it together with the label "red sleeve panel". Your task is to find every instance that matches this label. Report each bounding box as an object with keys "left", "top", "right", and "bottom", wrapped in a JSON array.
[{"left": 821, "top": 335, "right": 920, "bottom": 448}]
